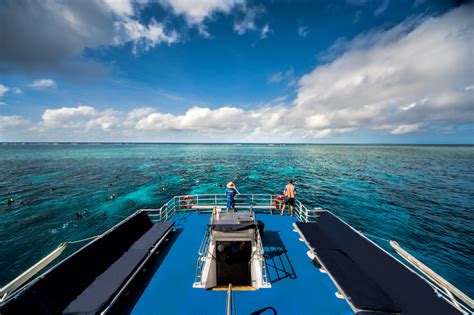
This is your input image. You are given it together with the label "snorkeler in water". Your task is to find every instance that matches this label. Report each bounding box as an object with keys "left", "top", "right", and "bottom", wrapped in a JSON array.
[{"left": 75, "top": 209, "right": 88, "bottom": 219}]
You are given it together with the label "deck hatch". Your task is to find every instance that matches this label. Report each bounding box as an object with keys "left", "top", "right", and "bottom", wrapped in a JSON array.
[
  {"left": 193, "top": 211, "right": 271, "bottom": 290},
  {"left": 216, "top": 241, "right": 252, "bottom": 287}
]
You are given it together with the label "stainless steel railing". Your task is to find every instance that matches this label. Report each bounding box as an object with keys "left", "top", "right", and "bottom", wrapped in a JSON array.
[
  {"left": 253, "top": 217, "right": 270, "bottom": 285},
  {"left": 194, "top": 225, "right": 213, "bottom": 285},
  {"left": 145, "top": 194, "right": 318, "bottom": 223}
]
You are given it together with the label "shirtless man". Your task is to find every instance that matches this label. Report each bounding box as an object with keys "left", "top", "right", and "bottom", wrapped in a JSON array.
[{"left": 281, "top": 179, "right": 296, "bottom": 216}]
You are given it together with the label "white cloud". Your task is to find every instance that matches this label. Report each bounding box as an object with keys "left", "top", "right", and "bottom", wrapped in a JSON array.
[
  {"left": 267, "top": 68, "right": 296, "bottom": 86},
  {"left": 297, "top": 26, "right": 308, "bottom": 37},
  {"left": 293, "top": 4, "right": 474, "bottom": 137},
  {"left": 161, "top": 0, "right": 242, "bottom": 25},
  {"left": 101, "top": 0, "right": 134, "bottom": 17},
  {"left": 0, "top": 115, "right": 29, "bottom": 130},
  {"left": 233, "top": 4, "right": 264, "bottom": 35},
  {"left": 100, "top": 0, "right": 180, "bottom": 53},
  {"left": 158, "top": 0, "right": 254, "bottom": 38},
  {"left": 115, "top": 18, "right": 179, "bottom": 54},
  {"left": 374, "top": 0, "right": 390, "bottom": 16},
  {"left": 34, "top": 105, "right": 120, "bottom": 132},
  {"left": 29, "top": 79, "right": 56, "bottom": 89},
  {"left": 0, "top": 85, "right": 23, "bottom": 99},
  {"left": 86, "top": 112, "right": 120, "bottom": 131},
  {"left": 40, "top": 105, "right": 97, "bottom": 128},
  {"left": 0, "top": 101, "right": 6, "bottom": 105},
  {"left": 390, "top": 123, "right": 422, "bottom": 135},
  {"left": 124, "top": 107, "right": 155, "bottom": 127},
  {"left": 260, "top": 24, "right": 270, "bottom": 39},
  {"left": 0, "top": 84, "right": 9, "bottom": 96},
  {"left": 400, "top": 102, "right": 416, "bottom": 111},
  {"left": 305, "top": 114, "right": 331, "bottom": 129},
  {"left": 136, "top": 106, "right": 246, "bottom": 132},
  {"left": 127, "top": 107, "right": 155, "bottom": 120}
]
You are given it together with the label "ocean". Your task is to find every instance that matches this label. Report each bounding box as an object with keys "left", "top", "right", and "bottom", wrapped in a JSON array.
[{"left": 0, "top": 143, "right": 473, "bottom": 297}]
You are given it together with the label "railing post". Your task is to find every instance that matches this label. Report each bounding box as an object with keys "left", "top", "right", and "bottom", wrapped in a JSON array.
[
  {"left": 270, "top": 195, "right": 273, "bottom": 215},
  {"left": 226, "top": 283, "right": 233, "bottom": 315}
]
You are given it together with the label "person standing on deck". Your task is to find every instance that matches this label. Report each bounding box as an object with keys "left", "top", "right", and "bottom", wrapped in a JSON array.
[
  {"left": 281, "top": 179, "right": 296, "bottom": 216},
  {"left": 226, "top": 182, "right": 239, "bottom": 212}
]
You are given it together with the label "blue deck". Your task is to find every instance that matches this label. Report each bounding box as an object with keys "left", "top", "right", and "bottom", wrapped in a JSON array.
[{"left": 132, "top": 212, "right": 352, "bottom": 315}]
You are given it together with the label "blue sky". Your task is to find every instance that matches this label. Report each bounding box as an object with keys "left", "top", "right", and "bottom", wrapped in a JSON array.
[{"left": 0, "top": 0, "right": 473, "bottom": 143}]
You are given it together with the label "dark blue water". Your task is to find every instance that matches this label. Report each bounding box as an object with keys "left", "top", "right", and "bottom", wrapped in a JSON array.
[{"left": 0, "top": 144, "right": 473, "bottom": 297}]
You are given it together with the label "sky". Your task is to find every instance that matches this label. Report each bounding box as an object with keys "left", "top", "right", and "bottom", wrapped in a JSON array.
[{"left": 0, "top": 0, "right": 473, "bottom": 143}]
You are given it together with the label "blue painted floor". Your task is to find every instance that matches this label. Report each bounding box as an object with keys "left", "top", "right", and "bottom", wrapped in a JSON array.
[{"left": 132, "top": 212, "right": 352, "bottom": 315}]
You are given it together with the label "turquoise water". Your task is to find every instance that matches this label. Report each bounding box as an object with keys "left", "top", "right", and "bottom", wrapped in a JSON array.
[{"left": 0, "top": 144, "right": 473, "bottom": 297}]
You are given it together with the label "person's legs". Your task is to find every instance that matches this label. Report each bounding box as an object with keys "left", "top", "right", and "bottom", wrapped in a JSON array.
[
  {"left": 281, "top": 199, "right": 288, "bottom": 215},
  {"left": 289, "top": 198, "right": 295, "bottom": 216}
]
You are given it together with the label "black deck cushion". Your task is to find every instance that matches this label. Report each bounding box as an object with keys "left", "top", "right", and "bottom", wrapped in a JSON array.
[
  {"left": 320, "top": 250, "right": 398, "bottom": 311},
  {"left": 63, "top": 222, "right": 173, "bottom": 315},
  {"left": 1, "top": 212, "right": 154, "bottom": 315},
  {"left": 131, "top": 222, "right": 174, "bottom": 250},
  {"left": 295, "top": 212, "right": 460, "bottom": 315},
  {"left": 211, "top": 223, "right": 255, "bottom": 232}
]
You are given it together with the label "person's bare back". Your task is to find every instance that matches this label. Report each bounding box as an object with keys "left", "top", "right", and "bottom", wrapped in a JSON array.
[{"left": 281, "top": 179, "right": 296, "bottom": 216}]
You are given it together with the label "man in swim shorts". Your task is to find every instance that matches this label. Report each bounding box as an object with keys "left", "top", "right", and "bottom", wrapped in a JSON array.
[{"left": 281, "top": 179, "right": 296, "bottom": 216}]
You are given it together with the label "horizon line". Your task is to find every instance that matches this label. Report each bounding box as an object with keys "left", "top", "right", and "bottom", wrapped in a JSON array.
[{"left": 1, "top": 142, "right": 473, "bottom": 146}]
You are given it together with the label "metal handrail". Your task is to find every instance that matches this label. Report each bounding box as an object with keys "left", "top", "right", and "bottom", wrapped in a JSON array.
[
  {"left": 150, "top": 194, "right": 315, "bottom": 223},
  {"left": 390, "top": 241, "right": 473, "bottom": 313},
  {"left": 194, "top": 226, "right": 213, "bottom": 285},
  {"left": 253, "top": 216, "right": 270, "bottom": 286}
]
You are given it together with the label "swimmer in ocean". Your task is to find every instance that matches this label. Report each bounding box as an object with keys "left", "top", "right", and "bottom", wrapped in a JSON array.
[{"left": 75, "top": 209, "right": 88, "bottom": 219}]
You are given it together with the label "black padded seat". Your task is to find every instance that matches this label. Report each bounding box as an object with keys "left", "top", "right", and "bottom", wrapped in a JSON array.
[
  {"left": 295, "top": 212, "right": 460, "bottom": 315},
  {"left": 131, "top": 222, "right": 174, "bottom": 250},
  {"left": 1, "top": 211, "right": 155, "bottom": 315},
  {"left": 64, "top": 222, "right": 173, "bottom": 315}
]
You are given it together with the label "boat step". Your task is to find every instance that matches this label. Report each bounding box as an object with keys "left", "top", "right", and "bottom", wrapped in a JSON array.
[{"left": 210, "top": 285, "right": 256, "bottom": 291}]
